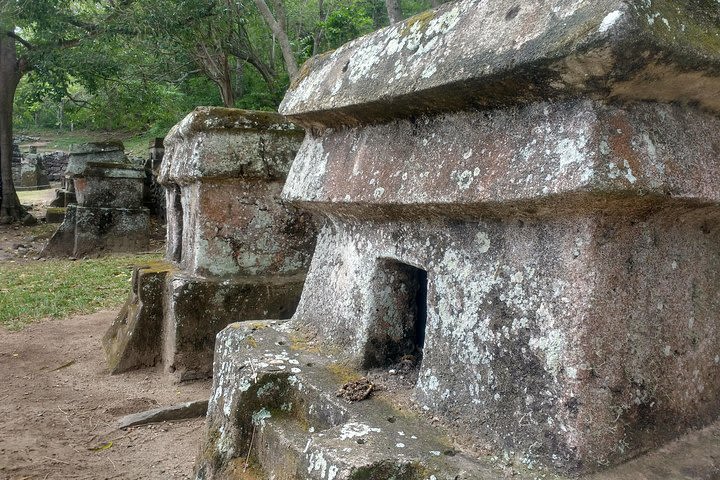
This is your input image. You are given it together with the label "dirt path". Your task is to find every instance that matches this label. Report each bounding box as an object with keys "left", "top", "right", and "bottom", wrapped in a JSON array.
[{"left": 0, "top": 311, "right": 211, "bottom": 480}]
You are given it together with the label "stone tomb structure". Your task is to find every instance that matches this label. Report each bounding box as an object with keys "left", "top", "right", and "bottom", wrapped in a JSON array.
[
  {"left": 42, "top": 141, "right": 149, "bottom": 257},
  {"left": 103, "top": 107, "right": 315, "bottom": 381},
  {"left": 198, "top": 1, "right": 720, "bottom": 478},
  {"left": 11, "top": 144, "right": 51, "bottom": 191},
  {"left": 144, "top": 137, "right": 166, "bottom": 218}
]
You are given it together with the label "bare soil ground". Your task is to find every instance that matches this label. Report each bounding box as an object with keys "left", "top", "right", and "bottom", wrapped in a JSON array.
[
  {"left": 1, "top": 188, "right": 207, "bottom": 479},
  {"left": 0, "top": 311, "right": 211, "bottom": 480}
]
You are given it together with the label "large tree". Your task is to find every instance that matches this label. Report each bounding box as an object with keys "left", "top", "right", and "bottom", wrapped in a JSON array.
[
  {"left": 0, "top": 2, "right": 30, "bottom": 222},
  {"left": 0, "top": 0, "right": 135, "bottom": 222}
]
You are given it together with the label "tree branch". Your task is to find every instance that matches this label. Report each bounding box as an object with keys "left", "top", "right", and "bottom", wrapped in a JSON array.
[{"left": 6, "top": 31, "right": 33, "bottom": 50}]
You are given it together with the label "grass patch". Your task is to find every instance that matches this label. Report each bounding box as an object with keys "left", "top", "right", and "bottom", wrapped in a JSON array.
[
  {"left": 17, "top": 188, "right": 57, "bottom": 206},
  {"left": 0, "top": 253, "right": 162, "bottom": 330}
]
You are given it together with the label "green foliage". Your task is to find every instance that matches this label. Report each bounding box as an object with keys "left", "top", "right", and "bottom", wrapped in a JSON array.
[
  {"left": 322, "top": 1, "right": 376, "bottom": 50},
  {"left": 9, "top": 0, "right": 443, "bottom": 137},
  {"left": 0, "top": 253, "right": 162, "bottom": 330}
]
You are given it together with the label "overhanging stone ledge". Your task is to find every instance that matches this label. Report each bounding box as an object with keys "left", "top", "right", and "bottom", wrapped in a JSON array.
[{"left": 280, "top": 0, "right": 720, "bottom": 127}]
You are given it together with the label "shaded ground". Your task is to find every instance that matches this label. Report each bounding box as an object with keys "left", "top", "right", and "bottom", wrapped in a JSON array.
[
  {"left": 0, "top": 188, "right": 58, "bottom": 263},
  {"left": 0, "top": 311, "right": 210, "bottom": 480}
]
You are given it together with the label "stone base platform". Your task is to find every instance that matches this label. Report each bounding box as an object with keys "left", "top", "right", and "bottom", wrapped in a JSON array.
[
  {"left": 45, "top": 207, "right": 66, "bottom": 224},
  {"left": 104, "top": 261, "right": 172, "bottom": 374},
  {"left": 165, "top": 273, "right": 306, "bottom": 381},
  {"left": 103, "top": 265, "right": 306, "bottom": 381},
  {"left": 197, "top": 321, "right": 720, "bottom": 480},
  {"left": 49, "top": 188, "right": 75, "bottom": 208},
  {"left": 41, "top": 205, "right": 149, "bottom": 258}
]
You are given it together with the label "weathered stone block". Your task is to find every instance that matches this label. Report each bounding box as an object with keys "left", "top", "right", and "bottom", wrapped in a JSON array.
[
  {"left": 73, "top": 163, "right": 145, "bottom": 209},
  {"left": 64, "top": 141, "right": 127, "bottom": 175},
  {"left": 104, "top": 108, "right": 316, "bottom": 380},
  {"left": 103, "top": 262, "right": 173, "bottom": 373},
  {"left": 43, "top": 142, "right": 150, "bottom": 258},
  {"left": 198, "top": 0, "right": 720, "bottom": 477},
  {"left": 163, "top": 273, "right": 306, "bottom": 381},
  {"left": 15, "top": 155, "right": 50, "bottom": 191},
  {"left": 281, "top": 0, "right": 720, "bottom": 127},
  {"left": 198, "top": 322, "right": 494, "bottom": 480},
  {"left": 45, "top": 207, "right": 66, "bottom": 224},
  {"left": 177, "top": 180, "right": 315, "bottom": 277},
  {"left": 160, "top": 107, "right": 313, "bottom": 278},
  {"left": 72, "top": 206, "right": 149, "bottom": 257}
]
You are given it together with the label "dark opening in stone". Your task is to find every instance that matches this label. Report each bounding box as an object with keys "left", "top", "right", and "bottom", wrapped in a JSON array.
[
  {"left": 363, "top": 260, "right": 428, "bottom": 376},
  {"left": 172, "top": 185, "right": 183, "bottom": 262}
]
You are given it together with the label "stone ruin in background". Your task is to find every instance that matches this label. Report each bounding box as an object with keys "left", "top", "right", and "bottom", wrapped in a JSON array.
[
  {"left": 11, "top": 144, "right": 50, "bottom": 192},
  {"left": 42, "top": 141, "right": 149, "bottom": 257},
  {"left": 103, "top": 107, "right": 316, "bottom": 381},
  {"left": 196, "top": 0, "right": 720, "bottom": 478},
  {"left": 144, "top": 137, "right": 166, "bottom": 220}
]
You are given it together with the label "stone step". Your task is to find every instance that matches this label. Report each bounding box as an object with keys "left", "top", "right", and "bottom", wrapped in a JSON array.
[
  {"left": 202, "top": 322, "right": 720, "bottom": 479},
  {"left": 213, "top": 323, "right": 534, "bottom": 480}
]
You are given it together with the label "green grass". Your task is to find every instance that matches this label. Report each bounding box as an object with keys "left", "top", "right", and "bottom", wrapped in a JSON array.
[
  {"left": 17, "top": 189, "right": 57, "bottom": 205},
  {"left": 0, "top": 253, "right": 162, "bottom": 330}
]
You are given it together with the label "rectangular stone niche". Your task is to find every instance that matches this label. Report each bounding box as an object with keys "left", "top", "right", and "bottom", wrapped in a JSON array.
[{"left": 363, "top": 259, "right": 428, "bottom": 374}]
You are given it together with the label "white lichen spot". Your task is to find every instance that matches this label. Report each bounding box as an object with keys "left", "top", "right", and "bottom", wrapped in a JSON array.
[
  {"left": 339, "top": 422, "right": 381, "bottom": 440},
  {"left": 291, "top": 367, "right": 302, "bottom": 374},
  {"left": 598, "top": 10, "right": 624, "bottom": 33},
  {"left": 529, "top": 328, "right": 567, "bottom": 378},
  {"left": 455, "top": 170, "right": 474, "bottom": 190},
  {"left": 599, "top": 140, "right": 611, "bottom": 155},
  {"left": 476, "top": 231, "right": 491, "bottom": 254},
  {"left": 463, "top": 149, "right": 473, "bottom": 160},
  {"left": 663, "top": 345, "right": 672, "bottom": 357},
  {"left": 421, "top": 64, "right": 437, "bottom": 79},
  {"left": 238, "top": 377, "right": 252, "bottom": 392},
  {"left": 623, "top": 160, "right": 637, "bottom": 184},
  {"left": 307, "top": 450, "right": 328, "bottom": 477},
  {"left": 555, "top": 135, "right": 588, "bottom": 169},
  {"left": 373, "top": 187, "right": 385, "bottom": 199},
  {"left": 252, "top": 408, "right": 272, "bottom": 426},
  {"left": 396, "top": 443, "right": 406, "bottom": 448}
]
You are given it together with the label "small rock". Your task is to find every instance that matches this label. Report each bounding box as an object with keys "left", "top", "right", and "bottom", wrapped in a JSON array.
[
  {"left": 117, "top": 399, "right": 209, "bottom": 429},
  {"left": 21, "top": 214, "right": 38, "bottom": 226}
]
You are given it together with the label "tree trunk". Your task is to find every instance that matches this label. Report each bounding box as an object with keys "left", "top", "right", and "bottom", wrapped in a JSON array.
[
  {"left": 386, "top": 0, "right": 404, "bottom": 24},
  {"left": 234, "top": 61, "right": 244, "bottom": 100},
  {"left": 253, "top": 0, "right": 298, "bottom": 79},
  {"left": 0, "top": 31, "right": 25, "bottom": 223},
  {"left": 312, "top": 0, "right": 325, "bottom": 56},
  {"left": 217, "top": 55, "right": 235, "bottom": 107}
]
